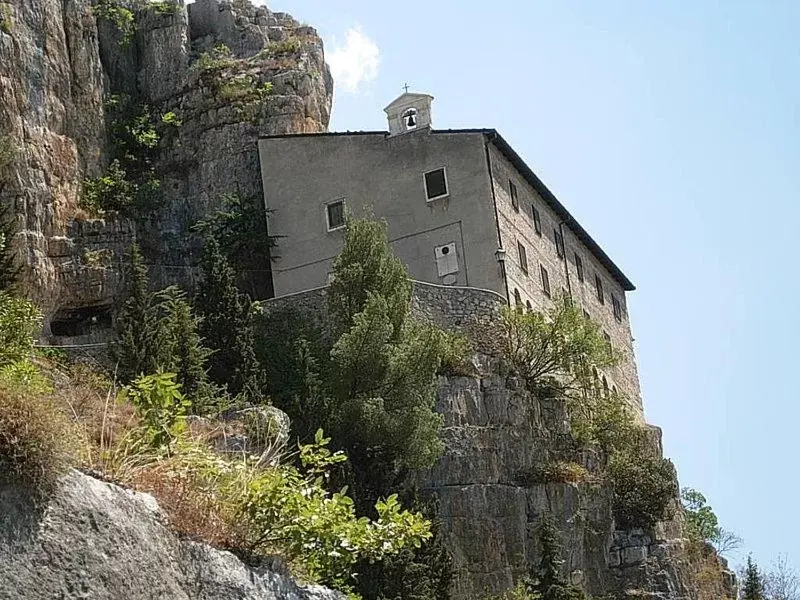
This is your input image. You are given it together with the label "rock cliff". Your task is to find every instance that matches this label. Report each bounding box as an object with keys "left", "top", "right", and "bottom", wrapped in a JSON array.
[
  {"left": 0, "top": 0, "right": 331, "bottom": 336},
  {"left": 425, "top": 355, "right": 735, "bottom": 599},
  {"left": 0, "top": 469, "right": 343, "bottom": 600}
]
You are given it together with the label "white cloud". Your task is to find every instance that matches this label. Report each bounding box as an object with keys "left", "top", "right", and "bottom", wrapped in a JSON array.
[{"left": 327, "top": 27, "right": 380, "bottom": 94}]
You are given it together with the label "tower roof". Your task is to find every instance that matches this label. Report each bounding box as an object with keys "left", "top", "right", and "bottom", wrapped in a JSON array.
[{"left": 383, "top": 92, "right": 434, "bottom": 113}]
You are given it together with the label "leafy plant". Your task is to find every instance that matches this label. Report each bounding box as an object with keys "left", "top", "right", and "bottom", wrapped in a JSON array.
[
  {"left": 608, "top": 448, "right": 677, "bottom": 529},
  {"left": 123, "top": 371, "right": 190, "bottom": 448},
  {"left": 237, "top": 429, "right": 432, "bottom": 592},
  {"left": 218, "top": 75, "right": 274, "bottom": 102},
  {"left": 147, "top": 1, "right": 181, "bottom": 15},
  {"left": 530, "top": 517, "right": 586, "bottom": 600}
]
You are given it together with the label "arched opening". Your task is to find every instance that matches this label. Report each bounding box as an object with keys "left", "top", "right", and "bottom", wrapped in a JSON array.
[
  {"left": 513, "top": 288, "right": 522, "bottom": 309},
  {"left": 402, "top": 107, "right": 418, "bottom": 130},
  {"left": 602, "top": 376, "right": 609, "bottom": 397},
  {"left": 525, "top": 300, "right": 532, "bottom": 312},
  {"left": 50, "top": 304, "right": 113, "bottom": 338}
]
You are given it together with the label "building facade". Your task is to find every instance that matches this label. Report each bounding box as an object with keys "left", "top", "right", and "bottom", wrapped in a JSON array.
[{"left": 258, "top": 93, "right": 642, "bottom": 410}]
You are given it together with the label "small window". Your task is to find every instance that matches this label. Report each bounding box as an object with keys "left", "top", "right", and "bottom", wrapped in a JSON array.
[
  {"left": 326, "top": 199, "right": 345, "bottom": 231},
  {"left": 612, "top": 295, "right": 623, "bottom": 321},
  {"left": 526, "top": 300, "right": 532, "bottom": 312},
  {"left": 540, "top": 265, "right": 551, "bottom": 297},
  {"left": 602, "top": 376, "right": 609, "bottom": 396},
  {"left": 517, "top": 241, "right": 528, "bottom": 273},
  {"left": 574, "top": 253, "right": 584, "bottom": 282},
  {"left": 509, "top": 180, "right": 519, "bottom": 212},
  {"left": 553, "top": 228, "right": 565, "bottom": 259},
  {"left": 424, "top": 168, "right": 449, "bottom": 201},
  {"left": 514, "top": 288, "right": 522, "bottom": 307},
  {"left": 595, "top": 274, "right": 604, "bottom": 304},
  {"left": 531, "top": 205, "right": 542, "bottom": 235}
]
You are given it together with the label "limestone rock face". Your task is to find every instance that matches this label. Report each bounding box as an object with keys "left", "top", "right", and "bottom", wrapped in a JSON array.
[
  {"left": 0, "top": 0, "right": 123, "bottom": 325},
  {"left": 0, "top": 469, "right": 343, "bottom": 600},
  {"left": 1, "top": 0, "right": 332, "bottom": 334},
  {"left": 422, "top": 356, "right": 736, "bottom": 600}
]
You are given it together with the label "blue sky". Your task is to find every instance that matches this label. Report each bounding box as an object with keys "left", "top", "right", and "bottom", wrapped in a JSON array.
[{"left": 272, "top": 0, "right": 800, "bottom": 571}]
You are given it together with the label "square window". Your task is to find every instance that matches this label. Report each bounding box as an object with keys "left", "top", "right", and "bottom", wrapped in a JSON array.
[
  {"left": 509, "top": 180, "right": 519, "bottom": 212},
  {"left": 517, "top": 241, "right": 528, "bottom": 273},
  {"left": 612, "top": 295, "right": 623, "bottom": 321},
  {"left": 554, "top": 228, "right": 565, "bottom": 258},
  {"left": 540, "top": 265, "right": 551, "bottom": 297},
  {"left": 424, "top": 168, "right": 449, "bottom": 200},
  {"left": 574, "top": 253, "right": 584, "bottom": 282},
  {"left": 532, "top": 205, "right": 542, "bottom": 235},
  {"left": 326, "top": 199, "right": 345, "bottom": 231},
  {"left": 595, "top": 274, "right": 604, "bottom": 304}
]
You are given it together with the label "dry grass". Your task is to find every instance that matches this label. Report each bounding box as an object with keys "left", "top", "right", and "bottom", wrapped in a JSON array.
[{"left": 0, "top": 385, "right": 76, "bottom": 501}]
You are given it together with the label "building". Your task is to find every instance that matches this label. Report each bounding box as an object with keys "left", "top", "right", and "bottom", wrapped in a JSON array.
[{"left": 258, "top": 92, "right": 642, "bottom": 410}]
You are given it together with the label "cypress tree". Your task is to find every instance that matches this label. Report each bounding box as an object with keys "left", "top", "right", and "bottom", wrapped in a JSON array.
[
  {"left": 113, "top": 244, "right": 163, "bottom": 382},
  {"left": 532, "top": 517, "right": 586, "bottom": 600},
  {"left": 742, "top": 556, "right": 766, "bottom": 600},
  {"left": 196, "top": 235, "right": 261, "bottom": 398},
  {"left": 156, "top": 286, "right": 211, "bottom": 401}
]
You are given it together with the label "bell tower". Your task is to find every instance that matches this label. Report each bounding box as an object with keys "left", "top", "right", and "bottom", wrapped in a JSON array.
[{"left": 384, "top": 91, "right": 434, "bottom": 136}]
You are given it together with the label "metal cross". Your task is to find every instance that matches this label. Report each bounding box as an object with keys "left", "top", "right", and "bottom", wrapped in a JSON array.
[{"left": 403, "top": 83, "right": 410, "bottom": 93}]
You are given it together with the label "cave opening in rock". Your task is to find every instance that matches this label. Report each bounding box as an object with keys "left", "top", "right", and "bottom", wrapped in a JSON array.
[{"left": 50, "top": 305, "right": 113, "bottom": 338}]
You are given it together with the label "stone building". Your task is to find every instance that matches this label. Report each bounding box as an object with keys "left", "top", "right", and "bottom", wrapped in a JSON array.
[{"left": 258, "top": 92, "right": 641, "bottom": 409}]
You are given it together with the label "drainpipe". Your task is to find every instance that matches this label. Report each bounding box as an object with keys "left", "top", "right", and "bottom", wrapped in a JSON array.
[
  {"left": 484, "top": 133, "right": 510, "bottom": 305},
  {"left": 559, "top": 221, "right": 572, "bottom": 299}
]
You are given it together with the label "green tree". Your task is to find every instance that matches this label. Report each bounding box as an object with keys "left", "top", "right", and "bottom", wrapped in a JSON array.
[
  {"left": 193, "top": 191, "right": 274, "bottom": 299},
  {"left": 155, "top": 286, "right": 215, "bottom": 408},
  {"left": 196, "top": 235, "right": 261, "bottom": 398},
  {"left": 681, "top": 487, "right": 742, "bottom": 554},
  {"left": 328, "top": 218, "right": 411, "bottom": 336},
  {"left": 113, "top": 244, "right": 164, "bottom": 382},
  {"left": 0, "top": 292, "right": 41, "bottom": 366},
  {"left": 531, "top": 518, "right": 586, "bottom": 600},
  {"left": 743, "top": 556, "right": 767, "bottom": 600},
  {"left": 499, "top": 298, "right": 617, "bottom": 399}
]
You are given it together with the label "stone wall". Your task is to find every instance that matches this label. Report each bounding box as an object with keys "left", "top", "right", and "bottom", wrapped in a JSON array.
[{"left": 258, "top": 281, "right": 506, "bottom": 339}]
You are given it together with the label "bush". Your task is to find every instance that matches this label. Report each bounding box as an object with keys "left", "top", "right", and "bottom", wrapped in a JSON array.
[
  {"left": 92, "top": 0, "right": 137, "bottom": 46},
  {"left": 195, "top": 44, "right": 235, "bottom": 72},
  {"left": 0, "top": 385, "right": 74, "bottom": 500},
  {"left": 520, "top": 461, "right": 591, "bottom": 485},
  {"left": 0, "top": 292, "right": 41, "bottom": 365},
  {"left": 262, "top": 38, "right": 303, "bottom": 56},
  {"left": 499, "top": 299, "right": 617, "bottom": 399},
  {"left": 608, "top": 449, "right": 677, "bottom": 529}
]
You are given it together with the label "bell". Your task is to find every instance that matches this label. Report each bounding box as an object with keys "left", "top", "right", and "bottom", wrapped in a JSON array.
[{"left": 406, "top": 113, "right": 416, "bottom": 127}]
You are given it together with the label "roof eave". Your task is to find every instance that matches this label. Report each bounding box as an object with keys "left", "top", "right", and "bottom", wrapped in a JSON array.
[{"left": 484, "top": 130, "right": 636, "bottom": 292}]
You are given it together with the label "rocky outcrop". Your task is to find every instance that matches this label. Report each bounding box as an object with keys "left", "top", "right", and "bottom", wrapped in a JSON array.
[
  {"left": 1, "top": 0, "right": 332, "bottom": 335},
  {"left": 423, "top": 356, "right": 736, "bottom": 600},
  {"left": 0, "top": 469, "right": 343, "bottom": 600}
]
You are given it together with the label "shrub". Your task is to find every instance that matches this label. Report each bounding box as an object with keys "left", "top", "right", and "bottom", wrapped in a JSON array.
[
  {"left": 195, "top": 44, "right": 235, "bottom": 72},
  {"left": 0, "top": 292, "right": 41, "bottom": 365},
  {"left": 218, "top": 75, "right": 274, "bottom": 102},
  {"left": 123, "top": 371, "right": 190, "bottom": 448},
  {"left": 0, "top": 385, "right": 74, "bottom": 500},
  {"left": 608, "top": 448, "right": 677, "bottom": 529},
  {"left": 524, "top": 461, "right": 591, "bottom": 484},
  {"left": 262, "top": 38, "right": 303, "bottom": 57},
  {"left": 499, "top": 299, "right": 617, "bottom": 399},
  {"left": 92, "top": 0, "right": 137, "bottom": 46}
]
